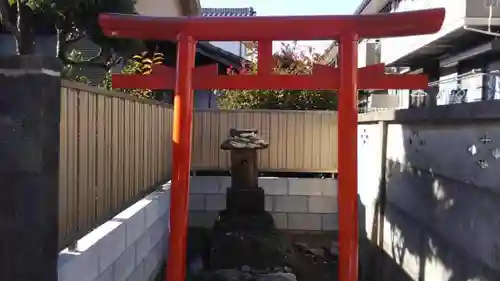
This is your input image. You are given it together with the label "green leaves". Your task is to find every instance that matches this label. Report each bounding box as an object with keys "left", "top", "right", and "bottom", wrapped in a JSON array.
[
  {"left": 217, "top": 42, "right": 339, "bottom": 111},
  {"left": 64, "top": 0, "right": 139, "bottom": 57},
  {"left": 26, "top": 0, "right": 45, "bottom": 9},
  {"left": 2, "top": 0, "right": 138, "bottom": 59},
  {"left": 8, "top": 0, "right": 50, "bottom": 10}
]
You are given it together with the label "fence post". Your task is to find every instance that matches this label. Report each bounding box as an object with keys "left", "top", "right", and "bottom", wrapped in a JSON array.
[{"left": 0, "top": 56, "right": 61, "bottom": 281}]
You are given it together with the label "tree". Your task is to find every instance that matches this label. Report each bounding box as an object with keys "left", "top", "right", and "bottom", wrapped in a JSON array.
[
  {"left": 217, "top": 42, "right": 337, "bottom": 110},
  {"left": 0, "top": 0, "right": 141, "bottom": 69},
  {"left": 100, "top": 52, "right": 173, "bottom": 101},
  {"left": 217, "top": 42, "right": 369, "bottom": 110},
  {"left": 53, "top": 0, "right": 143, "bottom": 69},
  {"left": 100, "top": 57, "right": 149, "bottom": 98}
]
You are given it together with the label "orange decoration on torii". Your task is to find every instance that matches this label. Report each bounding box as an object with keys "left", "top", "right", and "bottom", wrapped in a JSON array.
[{"left": 99, "top": 8, "right": 445, "bottom": 281}]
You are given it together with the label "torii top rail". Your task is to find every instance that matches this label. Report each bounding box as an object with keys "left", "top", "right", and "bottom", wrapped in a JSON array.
[{"left": 98, "top": 8, "right": 445, "bottom": 281}]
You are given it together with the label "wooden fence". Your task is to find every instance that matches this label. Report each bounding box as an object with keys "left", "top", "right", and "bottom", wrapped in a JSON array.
[
  {"left": 58, "top": 81, "right": 173, "bottom": 249},
  {"left": 57, "top": 83, "right": 338, "bottom": 249},
  {"left": 192, "top": 109, "right": 338, "bottom": 173}
]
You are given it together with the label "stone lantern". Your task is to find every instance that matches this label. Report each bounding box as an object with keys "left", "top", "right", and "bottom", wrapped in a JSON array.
[
  {"left": 220, "top": 128, "right": 269, "bottom": 215},
  {"left": 209, "top": 129, "right": 283, "bottom": 270}
]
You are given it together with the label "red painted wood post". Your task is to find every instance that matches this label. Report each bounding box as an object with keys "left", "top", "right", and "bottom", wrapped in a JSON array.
[
  {"left": 166, "top": 33, "right": 196, "bottom": 281},
  {"left": 338, "top": 32, "right": 359, "bottom": 281}
]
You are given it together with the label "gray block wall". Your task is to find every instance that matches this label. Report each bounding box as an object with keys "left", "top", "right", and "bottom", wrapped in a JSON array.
[
  {"left": 358, "top": 103, "right": 500, "bottom": 281},
  {"left": 58, "top": 183, "right": 171, "bottom": 281},
  {"left": 188, "top": 176, "right": 338, "bottom": 231}
]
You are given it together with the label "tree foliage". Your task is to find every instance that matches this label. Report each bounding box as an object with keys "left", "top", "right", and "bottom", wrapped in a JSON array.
[
  {"left": 217, "top": 42, "right": 339, "bottom": 110},
  {"left": 217, "top": 42, "right": 368, "bottom": 110},
  {"left": 100, "top": 58, "right": 150, "bottom": 98},
  {"left": 100, "top": 57, "right": 172, "bottom": 101},
  {"left": 0, "top": 0, "right": 141, "bottom": 68}
]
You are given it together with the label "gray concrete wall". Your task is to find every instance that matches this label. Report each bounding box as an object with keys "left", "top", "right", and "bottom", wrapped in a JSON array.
[
  {"left": 58, "top": 183, "right": 171, "bottom": 281},
  {"left": 358, "top": 102, "right": 500, "bottom": 281},
  {"left": 187, "top": 176, "right": 339, "bottom": 231}
]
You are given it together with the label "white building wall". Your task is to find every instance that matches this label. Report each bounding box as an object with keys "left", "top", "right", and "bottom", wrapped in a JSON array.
[
  {"left": 380, "top": 0, "right": 467, "bottom": 65},
  {"left": 135, "top": 0, "right": 183, "bottom": 17}
]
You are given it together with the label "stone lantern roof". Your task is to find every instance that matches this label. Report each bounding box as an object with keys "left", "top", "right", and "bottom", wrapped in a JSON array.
[{"left": 220, "top": 129, "right": 269, "bottom": 150}]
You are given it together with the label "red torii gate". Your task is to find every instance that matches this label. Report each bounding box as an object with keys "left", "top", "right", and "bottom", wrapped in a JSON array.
[{"left": 98, "top": 8, "right": 444, "bottom": 281}]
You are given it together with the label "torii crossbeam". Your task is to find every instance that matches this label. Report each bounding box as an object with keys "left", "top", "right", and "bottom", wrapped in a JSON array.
[{"left": 99, "top": 8, "right": 444, "bottom": 281}]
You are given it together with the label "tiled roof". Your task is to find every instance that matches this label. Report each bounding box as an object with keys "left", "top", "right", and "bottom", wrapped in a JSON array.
[{"left": 201, "top": 7, "right": 256, "bottom": 17}]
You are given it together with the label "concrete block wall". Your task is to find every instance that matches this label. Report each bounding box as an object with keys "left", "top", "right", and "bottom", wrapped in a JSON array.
[
  {"left": 358, "top": 105, "right": 500, "bottom": 281},
  {"left": 188, "top": 176, "right": 338, "bottom": 231},
  {"left": 58, "top": 182, "right": 171, "bottom": 281}
]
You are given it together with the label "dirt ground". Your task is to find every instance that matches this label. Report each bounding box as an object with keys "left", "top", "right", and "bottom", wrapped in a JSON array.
[{"left": 186, "top": 228, "right": 340, "bottom": 281}]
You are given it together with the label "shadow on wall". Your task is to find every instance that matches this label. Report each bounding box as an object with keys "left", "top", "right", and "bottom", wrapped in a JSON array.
[
  {"left": 372, "top": 111, "right": 500, "bottom": 281},
  {"left": 360, "top": 193, "right": 417, "bottom": 281}
]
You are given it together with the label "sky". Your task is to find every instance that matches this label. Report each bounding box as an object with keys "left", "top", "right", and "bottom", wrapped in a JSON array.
[{"left": 200, "top": 0, "right": 363, "bottom": 54}]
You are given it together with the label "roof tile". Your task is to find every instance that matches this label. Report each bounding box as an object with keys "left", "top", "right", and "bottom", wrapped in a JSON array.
[{"left": 201, "top": 7, "right": 256, "bottom": 17}]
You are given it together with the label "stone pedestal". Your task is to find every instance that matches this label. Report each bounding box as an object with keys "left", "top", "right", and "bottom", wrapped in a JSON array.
[
  {"left": 0, "top": 56, "right": 61, "bottom": 281},
  {"left": 226, "top": 186, "right": 265, "bottom": 214}
]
